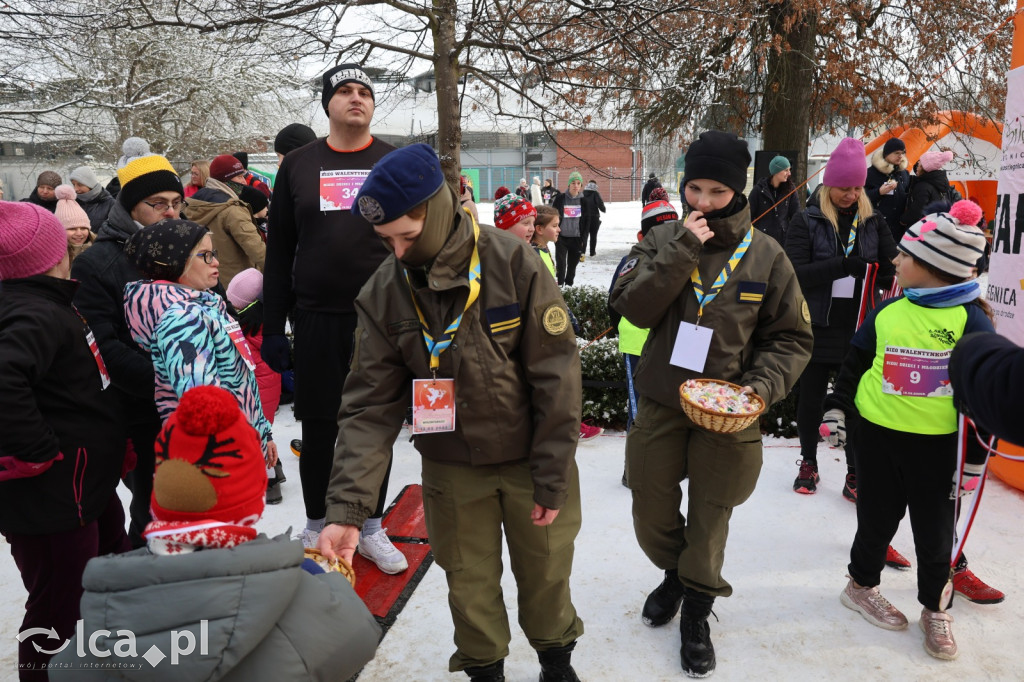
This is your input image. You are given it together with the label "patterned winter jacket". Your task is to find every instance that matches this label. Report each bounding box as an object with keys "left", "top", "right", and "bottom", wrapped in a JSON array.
[{"left": 123, "top": 281, "right": 272, "bottom": 449}]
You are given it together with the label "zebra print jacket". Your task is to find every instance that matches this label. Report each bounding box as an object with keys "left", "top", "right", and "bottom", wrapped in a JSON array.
[{"left": 123, "top": 280, "right": 272, "bottom": 450}]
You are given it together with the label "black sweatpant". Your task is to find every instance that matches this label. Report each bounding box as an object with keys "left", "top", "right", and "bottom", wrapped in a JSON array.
[
  {"left": 125, "top": 416, "right": 161, "bottom": 548},
  {"left": 293, "top": 309, "right": 394, "bottom": 520},
  {"left": 555, "top": 236, "right": 582, "bottom": 286},
  {"left": 6, "top": 494, "right": 130, "bottom": 680},
  {"left": 849, "top": 419, "right": 957, "bottom": 611},
  {"left": 796, "top": 361, "right": 855, "bottom": 470},
  {"left": 581, "top": 217, "right": 600, "bottom": 255}
]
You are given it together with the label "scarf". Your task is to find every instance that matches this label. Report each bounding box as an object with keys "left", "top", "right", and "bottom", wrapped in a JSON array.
[
  {"left": 903, "top": 280, "right": 981, "bottom": 308},
  {"left": 78, "top": 184, "right": 103, "bottom": 202}
]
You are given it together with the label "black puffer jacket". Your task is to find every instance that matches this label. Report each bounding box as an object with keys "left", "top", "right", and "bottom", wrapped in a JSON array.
[
  {"left": 864, "top": 148, "right": 911, "bottom": 239},
  {"left": 748, "top": 176, "right": 799, "bottom": 245},
  {"left": 70, "top": 202, "right": 158, "bottom": 423},
  {"left": 950, "top": 332, "right": 1024, "bottom": 445},
  {"left": 900, "top": 168, "right": 952, "bottom": 229},
  {"left": 78, "top": 188, "right": 117, "bottom": 233},
  {"left": 22, "top": 189, "right": 57, "bottom": 213},
  {"left": 785, "top": 197, "right": 896, "bottom": 363},
  {"left": 0, "top": 276, "right": 124, "bottom": 535}
]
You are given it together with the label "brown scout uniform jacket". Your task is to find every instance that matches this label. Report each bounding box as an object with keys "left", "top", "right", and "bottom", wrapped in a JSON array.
[
  {"left": 325, "top": 210, "right": 582, "bottom": 529},
  {"left": 610, "top": 203, "right": 813, "bottom": 410},
  {"left": 185, "top": 179, "right": 265, "bottom": 287}
]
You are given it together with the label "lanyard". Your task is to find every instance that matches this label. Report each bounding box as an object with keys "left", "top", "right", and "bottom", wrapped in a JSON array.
[
  {"left": 690, "top": 226, "right": 753, "bottom": 321},
  {"left": 404, "top": 217, "right": 482, "bottom": 375},
  {"left": 844, "top": 214, "right": 860, "bottom": 256}
]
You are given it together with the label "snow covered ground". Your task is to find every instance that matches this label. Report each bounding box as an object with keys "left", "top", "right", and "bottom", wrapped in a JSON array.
[{"left": 3, "top": 201, "right": 1022, "bottom": 680}]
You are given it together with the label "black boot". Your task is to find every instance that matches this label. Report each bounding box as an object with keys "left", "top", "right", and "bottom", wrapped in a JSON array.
[
  {"left": 465, "top": 659, "right": 505, "bottom": 682},
  {"left": 642, "top": 569, "right": 686, "bottom": 627},
  {"left": 679, "top": 587, "right": 716, "bottom": 678},
  {"left": 538, "top": 641, "right": 580, "bottom": 682}
]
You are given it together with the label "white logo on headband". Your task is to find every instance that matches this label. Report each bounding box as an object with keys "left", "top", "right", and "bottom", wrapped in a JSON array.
[
  {"left": 358, "top": 195, "right": 386, "bottom": 224},
  {"left": 330, "top": 68, "right": 373, "bottom": 91}
]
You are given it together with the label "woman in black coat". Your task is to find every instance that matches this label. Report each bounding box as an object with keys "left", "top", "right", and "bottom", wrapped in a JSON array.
[
  {"left": 784, "top": 138, "right": 896, "bottom": 500},
  {"left": 900, "top": 150, "right": 955, "bottom": 231},
  {"left": 748, "top": 155, "right": 799, "bottom": 245}
]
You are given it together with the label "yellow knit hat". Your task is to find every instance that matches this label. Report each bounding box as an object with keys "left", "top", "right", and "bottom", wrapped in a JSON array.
[{"left": 117, "top": 154, "right": 184, "bottom": 211}]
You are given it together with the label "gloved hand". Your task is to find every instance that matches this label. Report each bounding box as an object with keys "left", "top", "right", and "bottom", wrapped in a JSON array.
[
  {"left": 819, "top": 409, "right": 847, "bottom": 448},
  {"left": 842, "top": 255, "right": 871, "bottom": 277},
  {"left": 261, "top": 334, "right": 292, "bottom": 373},
  {"left": 0, "top": 452, "right": 63, "bottom": 482},
  {"left": 950, "top": 462, "right": 985, "bottom": 500}
]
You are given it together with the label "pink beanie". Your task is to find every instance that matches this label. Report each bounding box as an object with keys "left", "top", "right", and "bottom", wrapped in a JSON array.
[
  {"left": 919, "top": 150, "right": 954, "bottom": 174},
  {"left": 0, "top": 201, "right": 68, "bottom": 280},
  {"left": 822, "top": 137, "right": 867, "bottom": 188},
  {"left": 226, "top": 267, "right": 263, "bottom": 309},
  {"left": 54, "top": 185, "right": 91, "bottom": 230}
]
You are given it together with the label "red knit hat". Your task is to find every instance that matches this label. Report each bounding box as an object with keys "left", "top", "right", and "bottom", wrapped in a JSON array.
[
  {"left": 150, "top": 385, "right": 267, "bottom": 527},
  {"left": 0, "top": 201, "right": 68, "bottom": 280},
  {"left": 493, "top": 193, "right": 536, "bottom": 230},
  {"left": 209, "top": 154, "right": 246, "bottom": 182}
]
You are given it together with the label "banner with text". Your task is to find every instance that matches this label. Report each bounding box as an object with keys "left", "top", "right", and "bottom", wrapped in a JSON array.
[{"left": 990, "top": 65, "right": 1024, "bottom": 343}]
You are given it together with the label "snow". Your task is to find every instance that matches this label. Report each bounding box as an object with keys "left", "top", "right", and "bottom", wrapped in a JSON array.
[{"left": 3, "top": 202, "right": 1022, "bottom": 680}]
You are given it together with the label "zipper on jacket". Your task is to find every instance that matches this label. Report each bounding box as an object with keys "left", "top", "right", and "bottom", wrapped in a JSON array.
[{"left": 73, "top": 447, "right": 87, "bottom": 526}]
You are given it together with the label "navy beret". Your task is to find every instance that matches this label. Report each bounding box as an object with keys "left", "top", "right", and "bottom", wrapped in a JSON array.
[{"left": 354, "top": 144, "right": 446, "bottom": 225}]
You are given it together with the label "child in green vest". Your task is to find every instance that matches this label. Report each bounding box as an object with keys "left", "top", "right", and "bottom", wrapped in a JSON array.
[
  {"left": 532, "top": 205, "right": 560, "bottom": 278},
  {"left": 821, "top": 200, "right": 994, "bottom": 661}
]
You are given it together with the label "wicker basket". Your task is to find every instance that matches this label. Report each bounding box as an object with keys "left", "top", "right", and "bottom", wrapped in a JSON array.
[
  {"left": 678, "top": 379, "right": 765, "bottom": 434},
  {"left": 303, "top": 548, "right": 357, "bottom": 587}
]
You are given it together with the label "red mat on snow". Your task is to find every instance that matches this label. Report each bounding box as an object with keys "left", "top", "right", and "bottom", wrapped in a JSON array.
[{"left": 352, "top": 484, "right": 433, "bottom": 626}]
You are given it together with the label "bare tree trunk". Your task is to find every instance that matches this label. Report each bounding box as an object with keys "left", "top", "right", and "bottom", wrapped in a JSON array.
[
  {"left": 762, "top": 2, "right": 818, "bottom": 203},
  {"left": 431, "top": 2, "right": 463, "bottom": 190}
]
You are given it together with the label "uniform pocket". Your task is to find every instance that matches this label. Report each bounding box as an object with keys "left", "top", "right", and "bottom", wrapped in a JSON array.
[{"left": 421, "top": 481, "right": 462, "bottom": 571}]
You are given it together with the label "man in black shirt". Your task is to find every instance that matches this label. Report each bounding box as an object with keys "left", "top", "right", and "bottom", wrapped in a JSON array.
[{"left": 262, "top": 64, "right": 407, "bottom": 574}]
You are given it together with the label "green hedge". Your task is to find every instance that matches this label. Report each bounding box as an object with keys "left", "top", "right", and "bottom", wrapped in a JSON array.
[{"left": 565, "top": 282, "right": 800, "bottom": 437}]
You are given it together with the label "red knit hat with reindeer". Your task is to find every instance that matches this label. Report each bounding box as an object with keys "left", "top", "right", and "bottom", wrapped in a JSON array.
[{"left": 145, "top": 385, "right": 267, "bottom": 553}]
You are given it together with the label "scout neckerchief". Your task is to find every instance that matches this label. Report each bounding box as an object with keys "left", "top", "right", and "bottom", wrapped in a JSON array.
[
  {"left": 404, "top": 216, "right": 482, "bottom": 378},
  {"left": 689, "top": 226, "right": 753, "bottom": 322},
  {"left": 843, "top": 214, "right": 860, "bottom": 256}
]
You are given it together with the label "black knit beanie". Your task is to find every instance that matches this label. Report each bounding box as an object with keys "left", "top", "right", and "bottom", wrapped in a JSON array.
[
  {"left": 882, "top": 137, "right": 906, "bottom": 157},
  {"left": 274, "top": 123, "right": 317, "bottom": 156},
  {"left": 125, "top": 219, "right": 209, "bottom": 281},
  {"left": 681, "top": 131, "right": 751, "bottom": 195},
  {"left": 321, "top": 64, "right": 375, "bottom": 112}
]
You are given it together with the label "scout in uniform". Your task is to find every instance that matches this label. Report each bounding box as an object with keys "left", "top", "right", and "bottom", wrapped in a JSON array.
[
  {"left": 318, "top": 144, "right": 585, "bottom": 682},
  {"left": 610, "top": 130, "right": 814, "bottom": 678}
]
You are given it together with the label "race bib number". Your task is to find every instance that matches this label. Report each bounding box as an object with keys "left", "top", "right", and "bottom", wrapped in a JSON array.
[
  {"left": 412, "top": 378, "right": 456, "bottom": 434},
  {"left": 224, "top": 321, "right": 257, "bottom": 371},
  {"left": 881, "top": 345, "right": 952, "bottom": 397},
  {"left": 85, "top": 329, "right": 111, "bottom": 390},
  {"left": 563, "top": 205, "right": 582, "bottom": 219},
  {"left": 319, "top": 170, "right": 370, "bottom": 211}
]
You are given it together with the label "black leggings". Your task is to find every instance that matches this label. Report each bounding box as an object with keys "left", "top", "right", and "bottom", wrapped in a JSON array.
[
  {"left": 300, "top": 418, "right": 392, "bottom": 521},
  {"left": 796, "top": 361, "right": 855, "bottom": 470},
  {"left": 849, "top": 420, "right": 956, "bottom": 611},
  {"left": 555, "top": 236, "right": 582, "bottom": 286}
]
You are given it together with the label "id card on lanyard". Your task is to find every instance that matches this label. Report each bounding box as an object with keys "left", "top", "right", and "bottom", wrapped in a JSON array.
[
  {"left": 406, "top": 218, "right": 482, "bottom": 434},
  {"left": 833, "top": 214, "right": 860, "bottom": 298},
  {"left": 73, "top": 306, "right": 111, "bottom": 390},
  {"left": 669, "top": 227, "right": 753, "bottom": 373}
]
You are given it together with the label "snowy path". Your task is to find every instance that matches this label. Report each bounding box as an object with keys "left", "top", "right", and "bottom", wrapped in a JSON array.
[{"left": 3, "top": 202, "right": 1022, "bottom": 680}]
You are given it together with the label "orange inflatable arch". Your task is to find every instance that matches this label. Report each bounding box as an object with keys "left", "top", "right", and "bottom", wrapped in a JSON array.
[{"left": 864, "top": 111, "right": 1003, "bottom": 222}]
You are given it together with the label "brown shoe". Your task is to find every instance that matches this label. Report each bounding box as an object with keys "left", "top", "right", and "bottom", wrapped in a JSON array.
[
  {"left": 920, "top": 608, "right": 958, "bottom": 660},
  {"left": 840, "top": 577, "right": 908, "bottom": 630}
]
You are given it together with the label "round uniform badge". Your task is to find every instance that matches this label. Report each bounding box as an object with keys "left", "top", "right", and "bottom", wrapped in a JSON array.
[
  {"left": 801, "top": 299, "right": 811, "bottom": 324},
  {"left": 357, "top": 195, "right": 386, "bottom": 224},
  {"left": 542, "top": 304, "right": 569, "bottom": 336}
]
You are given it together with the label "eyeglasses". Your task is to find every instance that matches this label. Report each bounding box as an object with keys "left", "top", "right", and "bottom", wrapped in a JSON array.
[
  {"left": 194, "top": 250, "right": 218, "bottom": 264},
  {"left": 142, "top": 199, "right": 184, "bottom": 213}
]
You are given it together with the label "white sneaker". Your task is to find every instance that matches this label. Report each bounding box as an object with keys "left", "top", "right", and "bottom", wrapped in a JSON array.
[
  {"left": 358, "top": 529, "right": 409, "bottom": 574},
  {"left": 296, "top": 528, "right": 320, "bottom": 550}
]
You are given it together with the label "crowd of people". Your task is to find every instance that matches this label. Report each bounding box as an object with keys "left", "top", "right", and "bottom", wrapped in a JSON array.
[{"left": 0, "top": 58, "right": 1019, "bottom": 682}]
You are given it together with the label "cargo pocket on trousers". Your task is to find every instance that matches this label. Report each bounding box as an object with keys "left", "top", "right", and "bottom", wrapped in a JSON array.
[
  {"left": 705, "top": 432, "right": 763, "bottom": 508},
  {"left": 421, "top": 482, "right": 462, "bottom": 571}
]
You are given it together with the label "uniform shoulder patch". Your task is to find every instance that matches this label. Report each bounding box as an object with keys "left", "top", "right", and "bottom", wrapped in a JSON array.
[
  {"left": 801, "top": 299, "right": 811, "bottom": 324},
  {"left": 618, "top": 257, "right": 639, "bottom": 277},
  {"left": 542, "top": 304, "right": 570, "bottom": 336}
]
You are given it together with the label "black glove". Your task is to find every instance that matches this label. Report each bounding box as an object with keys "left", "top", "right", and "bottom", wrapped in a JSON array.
[
  {"left": 261, "top": 334, "right": 292, "bottom": 373},
  {"left": 842, "top": 255, "right": 870, "bottom": 277}
]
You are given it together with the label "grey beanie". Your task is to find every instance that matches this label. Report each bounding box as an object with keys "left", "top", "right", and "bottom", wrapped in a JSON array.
[{"left": 70, "top": 166, "right": 101, "bottom": 189}]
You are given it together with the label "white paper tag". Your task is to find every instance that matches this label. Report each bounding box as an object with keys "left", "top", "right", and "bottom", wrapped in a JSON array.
[
  {"left": 669, "top": 323, "right": 714, "bottom": 373},
  {"left": 832, "top": 276, "right": 856, "bottom": 299}
]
